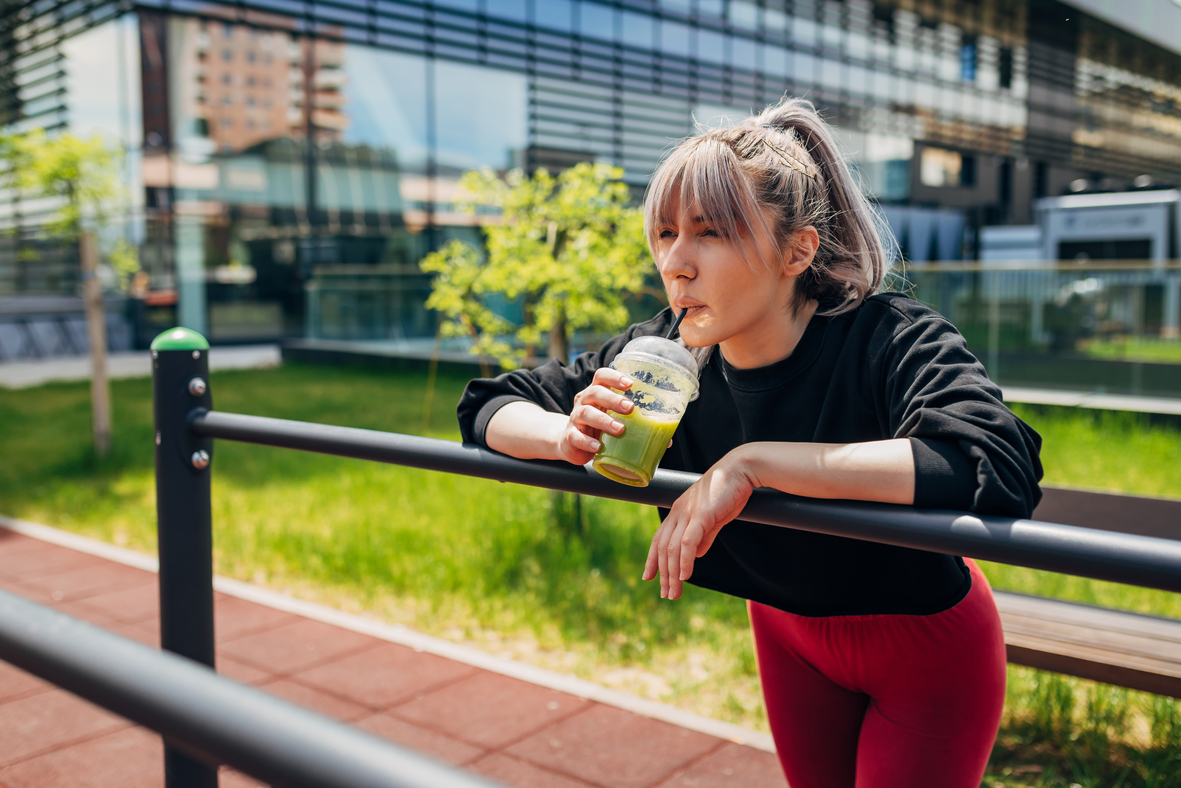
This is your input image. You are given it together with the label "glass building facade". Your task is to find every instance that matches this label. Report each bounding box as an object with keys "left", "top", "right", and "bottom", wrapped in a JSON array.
[{"left": 2, "top": 0, "right": 1180, "bottom": 347}]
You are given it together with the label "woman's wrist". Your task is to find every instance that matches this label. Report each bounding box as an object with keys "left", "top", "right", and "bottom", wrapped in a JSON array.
[{"left": 720, "top": 444, "right": 766, "bottom": 490}]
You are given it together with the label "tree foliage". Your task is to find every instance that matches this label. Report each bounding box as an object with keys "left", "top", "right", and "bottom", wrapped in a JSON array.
[
  {"left": 0, "top": 130, "right": 137, "bottom": 287},
  {"left": 422, "top": 162, "right": 655, "bottom": 369}
]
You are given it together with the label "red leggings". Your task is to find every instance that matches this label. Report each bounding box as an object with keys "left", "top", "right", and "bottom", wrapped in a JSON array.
[{"left": 749, "top": 559, "right": 1006, "bottom": 788}]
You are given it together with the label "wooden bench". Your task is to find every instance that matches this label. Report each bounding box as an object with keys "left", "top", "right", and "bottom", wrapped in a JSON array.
[{"left": 996, "top": 590, "right": 1181, "bottom": 698}]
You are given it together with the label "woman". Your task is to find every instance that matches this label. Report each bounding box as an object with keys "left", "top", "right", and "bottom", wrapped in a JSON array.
[{"left": 457, "top": 98, "right": 1043, "bottom": 788}]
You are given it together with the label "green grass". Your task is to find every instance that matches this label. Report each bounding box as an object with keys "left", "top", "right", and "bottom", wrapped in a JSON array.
[
  {"left": 2, "top": 364, "right": 1181, "bottom": 786},
  {"left": 1081, "top": 337, "right": 1181, "bottom": 365}
]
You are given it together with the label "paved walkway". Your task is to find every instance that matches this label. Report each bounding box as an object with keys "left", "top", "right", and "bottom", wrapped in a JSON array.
[
  {"left": 0, "top": 345, "right": 280, "bottom": 388},
  {"left": 0, "top": 520, "right": 784, "bottom": 788}
]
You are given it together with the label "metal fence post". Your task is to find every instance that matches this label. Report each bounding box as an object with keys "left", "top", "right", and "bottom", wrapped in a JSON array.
[{"left": 151, "top": 327, "right": 218, "bottom": 788}]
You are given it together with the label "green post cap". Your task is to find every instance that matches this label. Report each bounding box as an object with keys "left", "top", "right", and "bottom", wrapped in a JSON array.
[{"left": 150, "top": 327, "right": 210, "bottom": 351}]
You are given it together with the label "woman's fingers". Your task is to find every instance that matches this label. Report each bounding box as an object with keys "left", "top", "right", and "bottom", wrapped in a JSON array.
[
  {"left": 591, "top": 367, "right": 634, "bottom": 393},
  {"left": 642, "top": 526, "right": 661, "bottom": 582},
  {"left": 572, "top": 403, "right": 626, "bottom": 437},
  {"left": 678, "top": 519, "right": 705, "bottom": 585},
  {"left": 578, "top": 385, "right": 635, "bottom": 416},
  {"left": 656, "top": 515, "right": 677, "bottom": 599},
  {"left": 567, "top": 427, "right": 601, "bottom": 455}
]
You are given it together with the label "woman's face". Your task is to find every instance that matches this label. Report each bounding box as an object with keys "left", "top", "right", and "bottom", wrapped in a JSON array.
[{"left": 653, "top": 196, "right": 811, "bottom": 358}]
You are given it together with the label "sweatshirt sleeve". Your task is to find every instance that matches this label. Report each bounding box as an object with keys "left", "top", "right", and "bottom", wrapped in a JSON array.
[
  {"left": 872, "top": 297, "right": 1044, "bottom": 518},
  {"left": 456, "top": 311, "right": 671, "bottom": 446}
]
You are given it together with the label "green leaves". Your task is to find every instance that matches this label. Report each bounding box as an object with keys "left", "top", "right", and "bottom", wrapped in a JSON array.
[
  {"left": 422, "top": 162, "right": 654, "bottom": 369},
  {"left": 0, "top": 130, "right": 125, "bottom": 240},
  {"left": 0, "top": 129, "right": 136, "bottom": 289}
]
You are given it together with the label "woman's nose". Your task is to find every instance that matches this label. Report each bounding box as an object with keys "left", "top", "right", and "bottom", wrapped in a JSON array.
[{"left": 659, "top": 237, "right": 696, "bottom": 281}]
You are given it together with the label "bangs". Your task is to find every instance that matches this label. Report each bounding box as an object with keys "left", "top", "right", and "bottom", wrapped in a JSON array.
[{"left": 644, "top": 137, "right": 777, "bottom": 264}]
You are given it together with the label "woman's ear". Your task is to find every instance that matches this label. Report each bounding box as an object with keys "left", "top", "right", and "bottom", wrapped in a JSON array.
[{"left": 784, "top": 226, "right": 820, "bottom": 277}]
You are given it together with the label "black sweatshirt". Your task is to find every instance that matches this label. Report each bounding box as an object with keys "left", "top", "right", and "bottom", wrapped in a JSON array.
[{"left": 457, "top": 293, "right": 1044, "bottom": 617}]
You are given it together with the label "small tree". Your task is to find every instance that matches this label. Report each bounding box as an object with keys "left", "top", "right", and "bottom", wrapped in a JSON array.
[
  {"left": 422, "top": 162, "right": 658, "bottom": 370},
  {"left": 1, "top": 130, "right": 132, "bottom": 456}
]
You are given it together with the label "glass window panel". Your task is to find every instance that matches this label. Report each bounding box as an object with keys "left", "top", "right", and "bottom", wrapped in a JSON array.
[
  {"left": 794, "top": 51, "right": 815, "bottom": 84},
  {"left": 660, "top": 0, "right": 692, "bottom": 13},
  {"left": 895, "top": 42, "right": 914, "bottom": 71},
  {"left": 697, "top": 29, "right": 725, "bottom": 64},
  {"left": 820, "top": 23, "right": 841, "bottom": 49},
  {"left": 434, "top": 0, "right": 477, "bottom": 10},
  {"left": 661, "top": 20, "right": 691, "bottom": 56},
  {"left": 846, "top": 63, "right": 869, "bottom": 96},
  {"left": 762, "top": 43, "right": 790, "bottom": 77},
  {"left": 915, "top": 79, "right": 935, "bottom": 109},
  {"left": 580, "top": 2, "right": 617, "bottom": 41},
  {"left": 535, "top": 0, "right": 573, "bottom": 32},
  {"left": 818, "top": 58, "right": 841, "bottom": 90},
  {"left": 61, "top": 16, "right": 144, "bottom": 244},
  {"left": 62, "top": 16, "right": 143, "bottom": 147},
  {"left": 961, "top": 35, "right": 977, "bottom": 82},
  {"left": 698, "top": 0, "right": 724, "bottom": 18},
  {"left": 621, "top": 11, "right": 654, "bottom": 49},
  {"left": 491, "top": 0, "right": 527, "bottom": 22},
  {"left": 730, "top": 36, "right": 755, "bottom": 70},
  {"left": 729, "top": 1, "right": 758, "bottom": 29},
  {"left": 920, "top": 147, "right": 963, "bottom": 187},
  {"left": 846, "top": 31, "right": 869, "bottom": 60},
  {"left": 341, "top": 47, "right": 429, "bottom": 172},
  {"left": 764, "top": 8, "right": 787, "bottom": 34},
  {"left": 434, "top": 60, "right": 527, "bottom": 173},
  {"left": 792, "top": 16, "right": 817, "bottom": 46}
]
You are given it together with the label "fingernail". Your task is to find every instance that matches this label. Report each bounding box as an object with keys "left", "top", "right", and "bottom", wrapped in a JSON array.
[
  {"left": 621, "top": 400, "right": 633, "bottom": 411},
  {"left": 589, "top": 439, "right": 601, "bottom": 451},
  {"left": 620, "top": 376, "right": 633, "bottom": 387}
]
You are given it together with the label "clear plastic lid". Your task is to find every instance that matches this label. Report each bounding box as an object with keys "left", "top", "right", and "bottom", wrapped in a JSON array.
[{"left": 610, "top": 336, "right": 700, "bottom": 401}]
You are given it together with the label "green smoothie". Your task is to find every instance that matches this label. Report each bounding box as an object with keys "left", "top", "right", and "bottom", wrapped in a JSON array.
[{"left": 592, "top": 385, "right": 681, "bottom": 487}]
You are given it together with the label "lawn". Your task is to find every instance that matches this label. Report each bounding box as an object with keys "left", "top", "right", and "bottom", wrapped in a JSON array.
[{"left": 1, "top": 362, "right": 1179, "bottom": 787}]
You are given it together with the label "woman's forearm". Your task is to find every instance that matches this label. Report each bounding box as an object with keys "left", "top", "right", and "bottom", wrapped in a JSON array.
[
  {"left": 484, "top": 401, "right": 569, "bottom": 461},
  {"left": 730, "top": 439, "right": 916, "bottom": 505}
]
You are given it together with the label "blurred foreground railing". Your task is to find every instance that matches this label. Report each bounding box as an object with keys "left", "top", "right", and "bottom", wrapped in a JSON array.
[{"left": 0, "top": 588, "right": 501, "bottom": 788}]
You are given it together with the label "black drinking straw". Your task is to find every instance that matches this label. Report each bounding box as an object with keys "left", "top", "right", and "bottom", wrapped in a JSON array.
[{"left": 665, "top": 308, "right": 686, "bottom": 340}]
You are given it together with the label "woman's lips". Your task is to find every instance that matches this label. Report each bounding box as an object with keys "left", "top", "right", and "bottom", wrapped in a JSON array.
[{"left": 680, "top": 305, "right": 706, "bottom": 319}]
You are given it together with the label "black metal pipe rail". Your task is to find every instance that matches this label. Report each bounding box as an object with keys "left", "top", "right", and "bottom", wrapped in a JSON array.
[
  {"left": 137, "top": 331, "right": 1181, "bottom": 788},
  {"left": 189, "top": 408, "right": 1181, "bottom": 595},
  {"left": 0, "top": 588, "right": 502, "bottom": 788}
]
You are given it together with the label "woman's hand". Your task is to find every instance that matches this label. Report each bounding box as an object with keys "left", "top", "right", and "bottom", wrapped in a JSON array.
[
  {"left": 554, "top": 367, "right": 636, "bottom": 466},
  {"left": 643, "top": 451, "right": 756, "bottom": 600}
]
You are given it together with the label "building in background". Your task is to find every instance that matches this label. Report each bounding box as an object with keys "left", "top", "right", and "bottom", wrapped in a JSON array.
[{"left": 1, "top": 0, "right": 1180, "bottom": 355}]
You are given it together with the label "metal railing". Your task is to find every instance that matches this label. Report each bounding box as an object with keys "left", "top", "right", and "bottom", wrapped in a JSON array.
[
  {"left": 7, "top": 325, "right": 1181, "bottom": 788},
  {"left": 0, "top": 589, "right": 500, "bottom": 788}
]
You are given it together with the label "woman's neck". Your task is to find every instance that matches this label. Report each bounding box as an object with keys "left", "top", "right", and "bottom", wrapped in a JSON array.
[{"left": 718, "top": 299, "right": 819, "bottom": 370}]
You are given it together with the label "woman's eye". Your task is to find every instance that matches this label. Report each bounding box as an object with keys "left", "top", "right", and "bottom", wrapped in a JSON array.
[
  {"left": 659, "top": 229, "right": 677, "bottom": 239},
  {"left": 701, "top": 228, "right": 720, "bottom": 238}
]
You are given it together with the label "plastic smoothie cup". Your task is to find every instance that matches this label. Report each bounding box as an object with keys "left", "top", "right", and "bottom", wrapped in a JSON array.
[{"left": 592, "top": 336, "right": 700, "bottom": 487}]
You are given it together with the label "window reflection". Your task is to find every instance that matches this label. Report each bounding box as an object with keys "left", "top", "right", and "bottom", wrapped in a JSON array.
[
  {"left": 41, "top": 0, "right": 1176, "bottom": 348},
  {"left": 661, "top": 20, "right": 691, "bottom": 57},
  {"left": 579, "top": 2, "right": 617, "bottom": 42},
  {"left": 621, "top": 11, "right": 654, "bottom": 49},
  {"left": 535, "top": 0, "right": 573, "bottom": 32}
]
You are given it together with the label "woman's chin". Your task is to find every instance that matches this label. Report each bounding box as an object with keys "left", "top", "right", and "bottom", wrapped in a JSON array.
[{"left": 678, "top": 326, "right": 716, "bottom": 348}]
